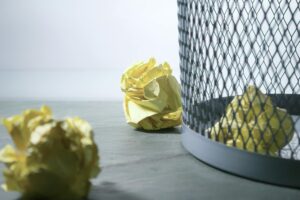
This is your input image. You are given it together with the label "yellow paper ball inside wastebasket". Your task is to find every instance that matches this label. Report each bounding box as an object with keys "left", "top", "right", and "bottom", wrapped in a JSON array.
[
  {"left": 209, "top": 86, "right": 294, "bottom": 155},
  {"left": 121, "top": 58, "right": 182, "bottom": 130},
  {"left": 0, "top": 106, "right": 100, "bottom": 200}
]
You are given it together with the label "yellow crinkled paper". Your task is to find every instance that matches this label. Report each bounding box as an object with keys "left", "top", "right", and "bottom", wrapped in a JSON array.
[
  {"left": 0, "top": 106, "right": 100, "bottom": 200},
  {"left": 121, "top": 58, "right": 182, "bottom": 130},
  {"left": 209, "top": 86, "right": 294, "bottom": 155}
]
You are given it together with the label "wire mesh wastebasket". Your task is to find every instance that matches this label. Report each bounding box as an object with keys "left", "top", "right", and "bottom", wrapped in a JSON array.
[{"left": 178, "top": 0, "right": 300, "bottom": 187}]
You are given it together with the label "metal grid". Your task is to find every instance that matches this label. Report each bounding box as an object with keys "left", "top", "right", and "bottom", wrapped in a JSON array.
[{"left": 178, "top": 0, "right": 300, "bottom": 159}]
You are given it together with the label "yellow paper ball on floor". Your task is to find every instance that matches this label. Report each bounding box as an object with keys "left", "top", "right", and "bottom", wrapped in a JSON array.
[
  {"left": 0, "top": 106, "right": 100, "bottom": 200},
  {"left": 121, "top": 58, "right": 182, "bottom": 130}
]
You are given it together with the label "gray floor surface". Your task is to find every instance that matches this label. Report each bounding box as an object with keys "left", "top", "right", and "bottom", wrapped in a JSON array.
[{"left": 0, "top": 101, "right": 299, "bottom": 200}]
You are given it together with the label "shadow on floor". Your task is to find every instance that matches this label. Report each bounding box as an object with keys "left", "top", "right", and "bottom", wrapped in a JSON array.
[
  {"left": 135, "top": 127, "right": 181, "bottom": 134},
  {"left": 14, "top": 182, "right": 144, "bottom": 200},
  {"left": 88, "top": 181, "right": 144, "bottom": 200}
]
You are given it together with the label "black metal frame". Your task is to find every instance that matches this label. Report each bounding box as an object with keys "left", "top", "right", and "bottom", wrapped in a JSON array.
[{"left": 178, "top": 0, "right": 300, "bottom": 187}]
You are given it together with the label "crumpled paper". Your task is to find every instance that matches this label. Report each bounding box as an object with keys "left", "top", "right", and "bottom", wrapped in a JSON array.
[
  {"left": 121, "top": 58, "right": 182, "bottom": 130},
  {"left": 209, "top": 86, "right": 294, "bottom": 155},
  {"left": 0, "top": 106, "right": 100, "bottom": 200}
]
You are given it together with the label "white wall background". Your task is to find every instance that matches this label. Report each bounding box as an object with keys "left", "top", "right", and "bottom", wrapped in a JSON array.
[{"left": 0, "top": 0, "right": 179, "bottom": 100}]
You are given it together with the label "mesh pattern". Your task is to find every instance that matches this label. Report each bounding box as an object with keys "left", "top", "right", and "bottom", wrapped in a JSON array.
[{"left": 178, "top": 0, "right": 300, "bottom": 159}]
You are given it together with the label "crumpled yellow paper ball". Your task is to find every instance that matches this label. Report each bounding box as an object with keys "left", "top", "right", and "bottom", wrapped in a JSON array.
[
  {"left": 209, "top": 86, "right": 294, "bottom": 155},
  {"left": 0, "top": 106, "right": 100, "bottom": 200},
  {"left": 121, "top": 58, "right": 182, "bottom": 130}
]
